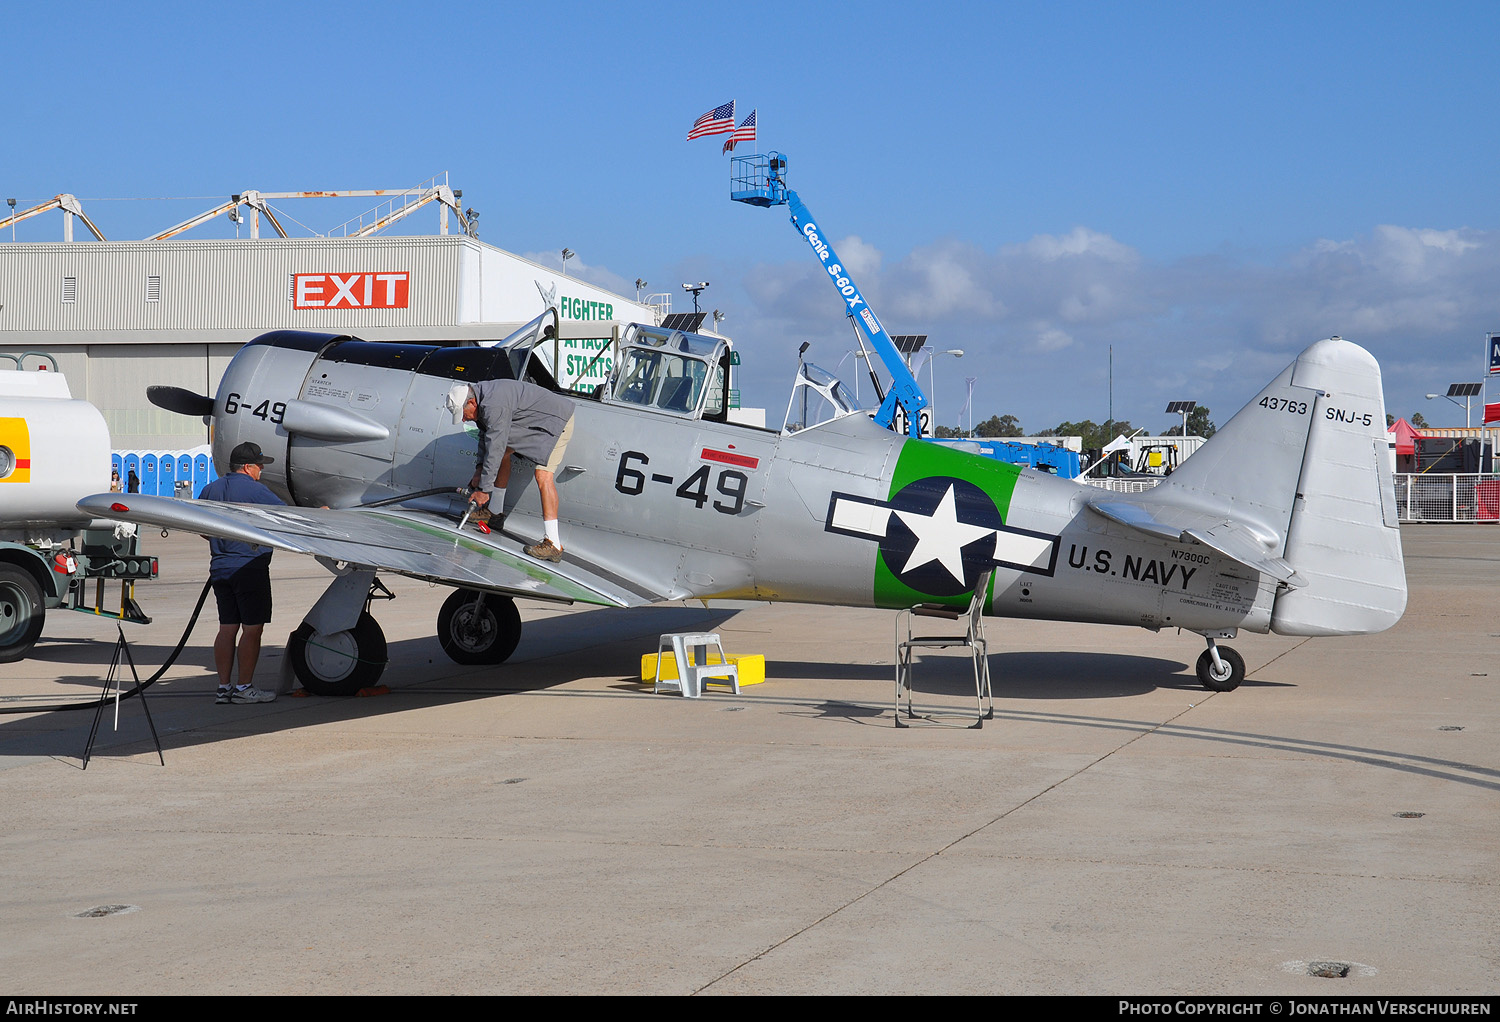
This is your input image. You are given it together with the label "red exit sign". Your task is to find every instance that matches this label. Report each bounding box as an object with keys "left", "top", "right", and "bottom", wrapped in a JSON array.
[{"left": 294, "top": 272, "right": 410, "bottom": 309}]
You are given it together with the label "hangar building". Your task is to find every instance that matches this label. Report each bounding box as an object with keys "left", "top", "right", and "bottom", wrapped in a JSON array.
[{"left": 0, "top": 194, "right": 662, "bottom": 450}]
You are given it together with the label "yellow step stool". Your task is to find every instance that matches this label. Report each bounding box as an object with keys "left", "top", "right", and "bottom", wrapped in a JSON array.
[{"left": 640, "top": 651, "right": 765, "bottom": 687}]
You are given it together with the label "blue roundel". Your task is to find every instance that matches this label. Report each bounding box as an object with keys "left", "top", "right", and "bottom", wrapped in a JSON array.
[{"left": 879, "top": 476, "right": 1001, "bottom": 597}]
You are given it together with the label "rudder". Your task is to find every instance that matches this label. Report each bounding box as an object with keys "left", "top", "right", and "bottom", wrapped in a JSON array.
[{"left": 1270, "top": 338, "right": 1406, "bottom": 635}]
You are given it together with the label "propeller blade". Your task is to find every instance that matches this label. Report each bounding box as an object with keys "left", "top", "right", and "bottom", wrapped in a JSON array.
[{"left": 147, "top": 385, "right": 214, "bottom": 417}]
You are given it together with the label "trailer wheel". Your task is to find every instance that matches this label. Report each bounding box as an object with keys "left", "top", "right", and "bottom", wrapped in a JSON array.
[{"left": 0, "top": 565, "right": 45, "bottom": 664}]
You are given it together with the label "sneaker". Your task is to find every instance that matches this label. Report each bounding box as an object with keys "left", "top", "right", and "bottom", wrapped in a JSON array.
[
  {"left": 230, "top": 685, "right": 276, "bottom": 704},
  {"left": 523, "top": 538, "right": 564, "bottom": 563},
  {"left": 215, "top": 687, "right": 232, "bottom": 704}
]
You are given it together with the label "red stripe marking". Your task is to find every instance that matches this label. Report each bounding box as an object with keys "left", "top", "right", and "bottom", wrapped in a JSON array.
[
  {"left": 701, "top": 448, "right": 758, "bottom": 469},
  {"left": 15, "top": 460, "right": 29, "bottom": 469}
]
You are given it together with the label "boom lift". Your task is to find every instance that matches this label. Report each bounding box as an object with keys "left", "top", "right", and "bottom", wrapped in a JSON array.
[{"left": 731, "top": 153, "right": 929, "bottom": 438}]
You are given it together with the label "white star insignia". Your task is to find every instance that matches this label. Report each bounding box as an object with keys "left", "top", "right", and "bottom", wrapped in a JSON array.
[{"left": 893, "top": 484, "right": 996, "bottom": 584}]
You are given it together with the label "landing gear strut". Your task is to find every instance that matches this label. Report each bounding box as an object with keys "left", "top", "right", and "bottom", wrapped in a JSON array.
[
  {"left": 288, "top": 568, "right": 391, "bottom": 696},
  {"left": 289, "top": 611, "right": 388, "bottom": 696}
]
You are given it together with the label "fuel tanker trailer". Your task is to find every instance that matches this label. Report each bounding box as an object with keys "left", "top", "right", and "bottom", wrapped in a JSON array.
[{"left": 0, "top": 353, "right": 156, "bottom": 662}]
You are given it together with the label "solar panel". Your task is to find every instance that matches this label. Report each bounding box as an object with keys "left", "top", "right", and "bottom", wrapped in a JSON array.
[
  {"left": 660, "top": 312, "right": 706, "bottom": 333},
  {"left": 1447, "top": 383, "right": 1482, "bottom": 397},
  {"left": 891, "top": 334, "right": 928, "bottom": 354},
  {"left": 1165, "top": 401, "right": 1197, "bottom": 414}
]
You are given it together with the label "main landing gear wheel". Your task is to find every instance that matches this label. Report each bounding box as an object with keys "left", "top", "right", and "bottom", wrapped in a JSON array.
[
  {"left": 437, "top": 590, "right": 521, "bottom": 665},
  {"left": 289, "top": 611, "right": 388, "bottom": 696},
  {"left": 0, "top": 565, "right": 44, "bottom": 664},
  {"left": 1196, "top": 646, "right": 1246, "bottom": 692}
]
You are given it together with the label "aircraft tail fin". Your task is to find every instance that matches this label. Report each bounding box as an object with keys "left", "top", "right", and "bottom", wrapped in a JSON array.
[{"left": 1115, "top": 337, "right": 1405, "bottom": 636}]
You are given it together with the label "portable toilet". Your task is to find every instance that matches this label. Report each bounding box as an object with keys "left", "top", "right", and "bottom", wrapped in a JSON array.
[
  {"left": 123, "top": 453, "right": 141, "bottom": 492},
  {"left": 158, "top": 455, "right": 176, "bottom": 496},
  {"left": 141, "top": 454, "right": 159, "bottom": 496},
  {"left": 193, "top": 453, "right": 214, "bottom": 495},
  {"left": 111, "top": 453, "right": 123, "bottom": 483},
  {"left": 176, "top": 454, "right": 193, "bottom": 497}
]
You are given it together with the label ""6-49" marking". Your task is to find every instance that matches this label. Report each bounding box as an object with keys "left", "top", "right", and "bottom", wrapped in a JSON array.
[{"left": 614, "top": 451, "right": 748, "bottom": 515}]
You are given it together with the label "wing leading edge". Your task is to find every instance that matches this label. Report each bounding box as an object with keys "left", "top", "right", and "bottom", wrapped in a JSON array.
[{"left": 76, "top": 494, "right": 655, "bottom": 608}]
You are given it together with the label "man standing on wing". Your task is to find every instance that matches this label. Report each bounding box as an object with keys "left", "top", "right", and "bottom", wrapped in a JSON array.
[
  {"left": 197, "top": 441, "right": 286, "bottom": 704},
  {"left": 449, "top": 381, "right": 575, "bottom": 563}
]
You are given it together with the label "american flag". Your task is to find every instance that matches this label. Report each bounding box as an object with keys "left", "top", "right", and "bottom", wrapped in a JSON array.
[
  {"left": 722, "top": 109, "right": 757, "bottom": 154},
  {"left": 686, "top": 101, "right": 735, "bottom": 140}
]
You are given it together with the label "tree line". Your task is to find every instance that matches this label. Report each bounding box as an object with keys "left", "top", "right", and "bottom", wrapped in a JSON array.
[{"left": 936, "top": 407, "right": 1218, "bottom": 448}]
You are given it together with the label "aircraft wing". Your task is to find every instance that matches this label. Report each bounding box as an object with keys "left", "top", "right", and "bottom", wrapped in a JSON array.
[
  {"left": 76, "top": 494, "right": 655, "bottom": 608},
  {"left": 1085, "top": 497, "right": 1307, "bottom": 588}
]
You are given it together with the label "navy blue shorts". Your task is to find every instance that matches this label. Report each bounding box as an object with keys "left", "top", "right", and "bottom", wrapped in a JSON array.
[{"left": 212, "top": 557, "right": 273, "bottom": 626}]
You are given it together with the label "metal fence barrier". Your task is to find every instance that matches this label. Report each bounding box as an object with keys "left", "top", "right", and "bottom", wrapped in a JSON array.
[
  {"left": 1395, "top": 474, "right": 1500, "bottom": 523},
  {"left": 1083, "top": 473, "right": 1500, "bottom": 523}
]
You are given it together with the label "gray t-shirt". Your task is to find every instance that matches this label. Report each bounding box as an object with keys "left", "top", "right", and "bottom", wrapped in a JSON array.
[{"left": 472, "top": 379, "right": 575, "bottom": 492}]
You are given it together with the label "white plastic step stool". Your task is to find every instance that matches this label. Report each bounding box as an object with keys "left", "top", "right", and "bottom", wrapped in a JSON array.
[{"left": 653, "top": 632, "right": 739, "bottom": 698}]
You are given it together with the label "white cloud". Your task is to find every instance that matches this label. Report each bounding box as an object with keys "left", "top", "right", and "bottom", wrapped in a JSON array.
[
  {"left": 1019, "top": 226, "right": 1137, "bottom": 264},
  {"left": 1034, "top": 326, "right": 1073, "bottom": 352},
  {"left": 520, "top": 251, "right": 633, "bottom": 297},
  {"left": 832, "top": 234, "right": 882, "bottom": 277},
  {"left": 728, "top": 221, "right": 1500, "bottom": 434}
]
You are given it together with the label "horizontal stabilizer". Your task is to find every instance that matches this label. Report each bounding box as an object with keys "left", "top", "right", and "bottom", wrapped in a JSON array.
[
  {"left": 77, "top": 493, "right": 656, "bottom": 609},
  {"left": 1087, "top": 498, "right": 1306, "bottom": 588}
]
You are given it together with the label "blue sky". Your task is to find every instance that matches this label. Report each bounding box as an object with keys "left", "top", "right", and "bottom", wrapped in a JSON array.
[{"left": 6, "top": 1, "right": 1499, "bottom": 433}]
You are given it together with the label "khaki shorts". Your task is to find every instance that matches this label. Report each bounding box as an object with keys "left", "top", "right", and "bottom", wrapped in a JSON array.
[{"left": 543, "top": 415, "right": 575, "bottom": 474}]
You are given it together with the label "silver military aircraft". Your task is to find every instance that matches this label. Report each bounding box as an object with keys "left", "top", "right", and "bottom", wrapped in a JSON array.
[{"left": 80, "top": 310, "right": 1406, "bottom": 697}]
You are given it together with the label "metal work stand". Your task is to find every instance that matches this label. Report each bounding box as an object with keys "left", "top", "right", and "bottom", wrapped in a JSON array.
[{"left": 83, "top": 626, "right": 164, "bottom": 769}]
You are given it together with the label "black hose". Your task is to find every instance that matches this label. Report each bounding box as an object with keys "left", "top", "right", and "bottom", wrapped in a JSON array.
[
  {"left": 1, "top": 579, "right": 214, "bottom": 715},
  {"left": 353, "top": 486, "right": 466, "bottom": 509}
]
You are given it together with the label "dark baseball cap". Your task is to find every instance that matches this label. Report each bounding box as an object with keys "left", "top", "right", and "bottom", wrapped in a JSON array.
[{"left": 230, "top": 441, "right": 275, "bottom": 467}]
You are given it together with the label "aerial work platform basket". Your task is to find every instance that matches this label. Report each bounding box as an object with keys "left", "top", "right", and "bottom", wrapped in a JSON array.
[{"left": 730, "top": 152, "right": 789, "bottom": 207}]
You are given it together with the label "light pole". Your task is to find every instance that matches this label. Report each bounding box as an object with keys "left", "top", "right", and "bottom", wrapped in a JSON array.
[
  {"left": 561, "top": 248, "right": 574, "bottom": 275},
  {"left": 1166, "top": 400, "right": 1197, "bottom": 437},
  {"left": 682, "top": 282, "right": 709, "bottom": 316},
  {"left": 929, "top": 348, "right": 964, "bottom": 435},
  {"left": 1426, "top": 383, "right": 1481, "bottom": 427}
]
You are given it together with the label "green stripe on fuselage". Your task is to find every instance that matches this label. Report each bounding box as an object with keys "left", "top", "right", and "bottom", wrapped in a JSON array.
[{"left": 872, "top": 439, "right": 1023, "bottom": 609}]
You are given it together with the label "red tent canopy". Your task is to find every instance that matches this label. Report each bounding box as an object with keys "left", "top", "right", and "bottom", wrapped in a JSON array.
[{"left": 1388, "top": 417, "right": 1422, "bottom": 457}]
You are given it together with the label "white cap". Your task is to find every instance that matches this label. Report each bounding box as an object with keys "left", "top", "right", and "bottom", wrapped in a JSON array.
[{"left": 446, "top": 383, "right": 474, "bottom": 425}]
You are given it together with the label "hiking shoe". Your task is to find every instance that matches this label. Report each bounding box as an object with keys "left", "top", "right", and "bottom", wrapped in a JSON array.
[
  {"left": 523, "top": 538, "right": 564, "bottom": 563},
  {"left": 215, "top": 687, "right": 232, "bottom": 704},
  {"left": 230, "top": 685, "right": 276, "bottom": 704}
]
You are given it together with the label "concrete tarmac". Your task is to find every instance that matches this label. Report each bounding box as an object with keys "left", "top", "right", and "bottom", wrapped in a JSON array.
[{"left": 0, "top": 525, "right": 1495, "bottom": 995}]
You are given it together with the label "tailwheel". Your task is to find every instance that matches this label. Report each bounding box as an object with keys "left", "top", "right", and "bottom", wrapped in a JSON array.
[
  {"left": 437, "top": 589, "right": 521, "bottom": 665},
  {"left": 289, "top": 611, "right": 388, "bottom": 696},
  {"left": 1196, "top": 645, "right": 1245, "bottom": 692}
]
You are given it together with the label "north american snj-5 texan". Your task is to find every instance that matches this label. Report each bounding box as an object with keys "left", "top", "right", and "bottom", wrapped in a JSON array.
[{"left": 81, "top": 161, "right": 1406, "bottom": 699}]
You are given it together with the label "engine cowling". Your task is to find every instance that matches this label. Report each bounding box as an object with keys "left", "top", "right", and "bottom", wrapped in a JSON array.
[{"left": 213, "top": 331, "right": 519, "bottom": 510}]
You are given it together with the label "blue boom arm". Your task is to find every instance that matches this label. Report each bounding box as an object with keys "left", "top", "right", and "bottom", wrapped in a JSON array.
[
  {"left": 730, "top": 152, "right": 927, "bottom": 437},
  {"left": 783, "top": 191, "right": 928, "bottom": 437}
]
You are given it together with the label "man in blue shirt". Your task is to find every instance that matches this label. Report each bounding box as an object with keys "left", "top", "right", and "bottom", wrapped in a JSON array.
[{"left": 198, "top": 441, "right": 286, "bottom": 704}]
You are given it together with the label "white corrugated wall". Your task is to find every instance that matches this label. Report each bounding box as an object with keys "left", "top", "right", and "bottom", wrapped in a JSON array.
[{"left": 0, "top": 236, "right": 468, "bottom": 332}]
